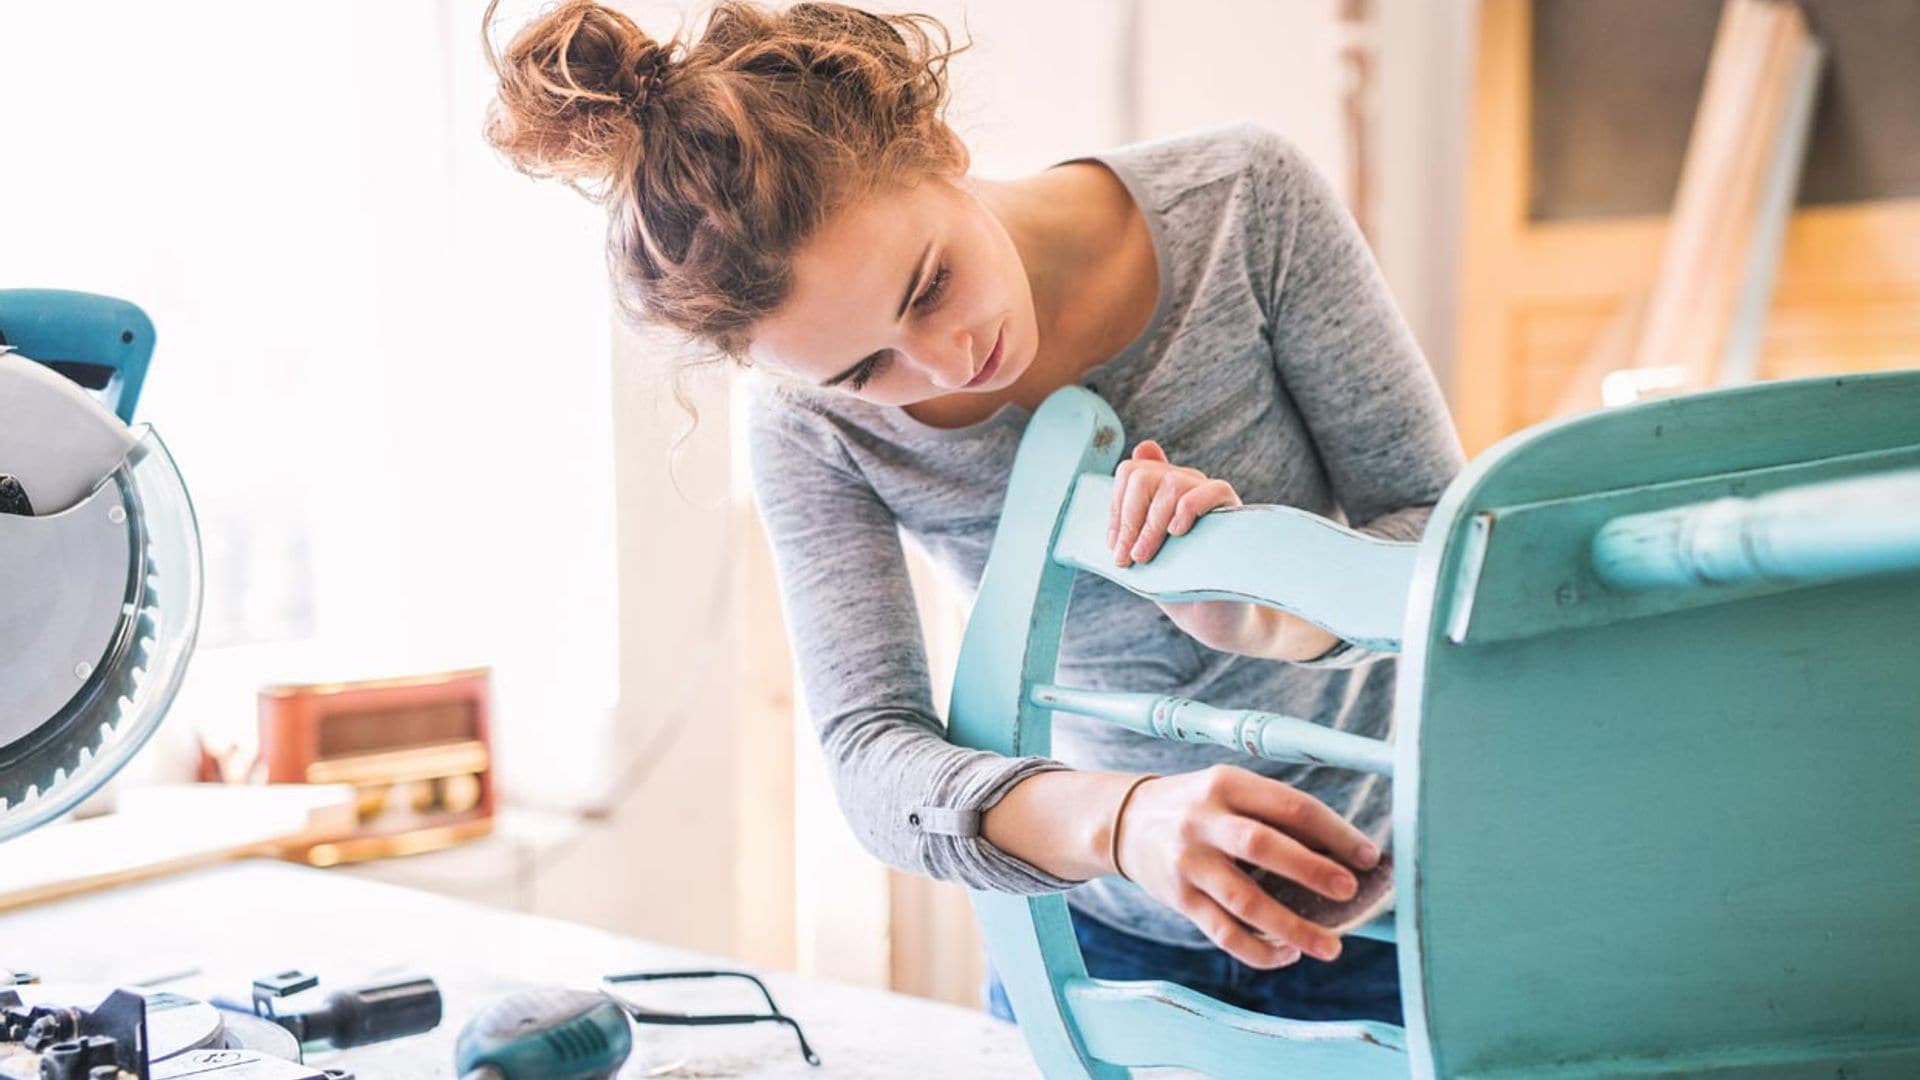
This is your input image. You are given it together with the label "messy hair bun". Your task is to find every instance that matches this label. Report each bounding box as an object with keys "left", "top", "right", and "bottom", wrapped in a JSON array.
[
  {"left": 483, "top": 0, "right": 967, "bottom": 355},
  {"left": 484, "top": 1, "right": 674, "bottom": 190}
]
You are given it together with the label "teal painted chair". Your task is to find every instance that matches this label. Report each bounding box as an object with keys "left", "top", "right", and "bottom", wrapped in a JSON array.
[{"left": 947, "top": 371, "right": 1920, "bottom": 1079}]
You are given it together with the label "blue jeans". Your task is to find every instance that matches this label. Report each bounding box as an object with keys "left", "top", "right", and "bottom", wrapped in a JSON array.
[{"left": 985, "top": 908, "right": 1403, "bottom": 1026}]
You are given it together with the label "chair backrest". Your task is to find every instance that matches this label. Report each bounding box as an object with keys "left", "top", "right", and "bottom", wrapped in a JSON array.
[
  {"left": 949, "top": 373, "right": 1920, "bottom": 1079},
  {"left": 946, "top": 387, "right": 1417, "bottom": 1080}
]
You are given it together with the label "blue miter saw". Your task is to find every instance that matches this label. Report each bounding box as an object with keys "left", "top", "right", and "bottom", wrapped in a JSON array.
[
  {"left": 0, "top": 294, "right": 459, "bottom": 1080},
  {"left": 0, "top": 288, "right": 204, "bottom": 845}
]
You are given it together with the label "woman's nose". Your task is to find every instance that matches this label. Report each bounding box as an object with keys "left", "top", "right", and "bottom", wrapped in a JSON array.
[{"left": 911, "top": 326, "right": 976, "bottom": 390}]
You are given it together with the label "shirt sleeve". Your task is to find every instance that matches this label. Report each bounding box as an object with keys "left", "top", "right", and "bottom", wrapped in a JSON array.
[
  {"left": 746, "top": 387, "right": 1080, "bottom": 893},
  {"left": 1255, "top": 130, "right": 1467, "bottom": 668}
]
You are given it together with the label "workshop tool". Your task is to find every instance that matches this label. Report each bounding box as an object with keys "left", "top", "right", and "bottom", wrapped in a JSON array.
[
  {"left": 0, "top": 289, "right": 203, "bottom": 844},
  {"left": 954, "top": 376, "right": 1920, "bottom": 1078},
  {"left": 1, "top": 983, "right": 348, "bottom": 1080},
  {"left": 249, "top": 972, "right": 443, "bottom": 1052},
  {"left": 0, "top": 292, "right": 345, "bottom": 1080},
  {"left": 453, "top": 988, "right": 633, "bottom": 1080}
]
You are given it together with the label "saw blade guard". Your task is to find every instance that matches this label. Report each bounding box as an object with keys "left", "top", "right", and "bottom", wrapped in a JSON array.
[{"left": 0, "top": 425, "right": 203, "bottom": 843}]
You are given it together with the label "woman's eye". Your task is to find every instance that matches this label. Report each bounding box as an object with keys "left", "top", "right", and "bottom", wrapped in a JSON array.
[
  {"left": 848, "top": 352, "right": 892, "bottom": 391},
  {"left": 840, "top": 263, "right": 946, "bottom": 393},
  {"left": 913, "top": 265, "right": 951, "bottom": 313}
]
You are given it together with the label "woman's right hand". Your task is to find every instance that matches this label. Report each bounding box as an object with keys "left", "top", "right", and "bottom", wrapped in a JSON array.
[{"left": 1113, "top": 765, "right": 1381, "bottom": 969}]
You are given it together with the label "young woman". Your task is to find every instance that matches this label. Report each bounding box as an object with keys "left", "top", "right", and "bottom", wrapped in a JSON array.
[{"left": 485, "top": 0, "right": 1463, "bottom": 1025}]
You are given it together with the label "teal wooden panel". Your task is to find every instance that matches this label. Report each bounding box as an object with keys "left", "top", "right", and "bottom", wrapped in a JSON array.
[
  {"left": 1446, "top": 445, "right": 1920, "bottom": 645},
  {"left": 1396, "top": 371, "right": 1920, "bottom": 1080},
  {"left": 1455, "top": 1040, "right": 1920, "bottom": 1080},
  {"left": 1052, "top": 474, "right": 1417, "bottom": 651}
]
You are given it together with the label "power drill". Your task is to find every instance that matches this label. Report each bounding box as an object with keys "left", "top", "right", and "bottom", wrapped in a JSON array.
[{"left": 454, "top": 988, "right": 633, "bottom": 1080}]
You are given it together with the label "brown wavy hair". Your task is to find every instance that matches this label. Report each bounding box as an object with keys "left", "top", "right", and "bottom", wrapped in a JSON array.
[{"left": 483, "top": 0, "right": 968, "bottom": 358}]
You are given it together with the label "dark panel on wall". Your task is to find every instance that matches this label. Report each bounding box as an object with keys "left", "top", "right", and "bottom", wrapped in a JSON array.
[{"left": 1530, "top": 0, "right": 1920, "bottom": 222}]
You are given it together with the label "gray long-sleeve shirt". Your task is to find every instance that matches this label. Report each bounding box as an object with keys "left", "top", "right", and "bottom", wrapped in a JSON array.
[{"left": 747, "top": 124, "right": 1465, "bottom": 948}]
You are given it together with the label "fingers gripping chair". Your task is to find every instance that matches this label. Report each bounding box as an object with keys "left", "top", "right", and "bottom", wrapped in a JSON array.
[{"left": 945, "top": 372, "right": 1920, "bottom": 1079}]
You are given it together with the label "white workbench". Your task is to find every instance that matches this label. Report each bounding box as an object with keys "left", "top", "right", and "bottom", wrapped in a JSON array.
[{"left": 0, "top": 860, "right": 1041, "bottom": 1079}]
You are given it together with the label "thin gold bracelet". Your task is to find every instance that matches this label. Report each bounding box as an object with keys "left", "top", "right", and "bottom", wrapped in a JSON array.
[{"left": 1109, "top": 773, "right": 1161, "bottom": 882}]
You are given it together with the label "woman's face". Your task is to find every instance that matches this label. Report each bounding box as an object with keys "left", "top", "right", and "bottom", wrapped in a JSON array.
[{"left": 747, "top": 176, "right": 1039, "bottom": 406}]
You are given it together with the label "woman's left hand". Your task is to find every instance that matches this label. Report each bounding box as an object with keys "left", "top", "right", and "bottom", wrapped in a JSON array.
[
  {"left": 1108, "top": 440, "right": 1240, "bottom": 567},
  {"left": 1108, "top": 441, "right": 1339, "bottom": 662}
]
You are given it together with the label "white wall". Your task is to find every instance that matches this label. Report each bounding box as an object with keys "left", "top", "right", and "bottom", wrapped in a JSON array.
[
  {"left": 1135, "top": 0, "right": 1349, "bottom": 179},
  {"left": 1376, "top": 0, "right": 1479, "bottom": 390},
  {"left": 0, "top": 0, "right": 623, "bottom": 807}
]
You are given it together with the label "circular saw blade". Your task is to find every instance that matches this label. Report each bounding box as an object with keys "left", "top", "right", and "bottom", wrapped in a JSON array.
[
  {"left": 0, "top": 357, "right": 202, "bottom": 843},
  {"left": 0, "top": 475, "right": 139, "bottom": 749},
  {"left": 0, "top": 489, "right": 159, "bottom": 814}
]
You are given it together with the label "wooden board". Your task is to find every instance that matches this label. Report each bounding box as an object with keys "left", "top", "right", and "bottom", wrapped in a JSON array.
[
  {"left": 0, "top": 784, "right": 357, "bottom": 912},
  {"left": 1455, "top": 0, "right": 1920, "bottom": 454}
]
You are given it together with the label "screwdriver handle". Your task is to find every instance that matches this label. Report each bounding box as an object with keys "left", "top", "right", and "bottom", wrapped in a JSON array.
[{"left": 306, "top": 976, "right": 444, "bottom": 1048}]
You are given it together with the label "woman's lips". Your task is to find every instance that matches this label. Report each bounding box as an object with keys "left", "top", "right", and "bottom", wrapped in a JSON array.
[{"left": 965, "top": 327, "right": 1004, "bottom": 389}]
